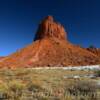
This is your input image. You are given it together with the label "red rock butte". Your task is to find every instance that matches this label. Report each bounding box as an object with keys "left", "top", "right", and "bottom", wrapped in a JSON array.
[
  {"left": 0, "top": 16, "right": 100, "bottom": 68},
  {"left": 34, "top": 16, "right": 67, "bottom": 40}
]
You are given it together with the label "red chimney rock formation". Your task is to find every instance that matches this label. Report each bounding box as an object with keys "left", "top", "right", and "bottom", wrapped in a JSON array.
[
  {"left": 34, "top": 16, "right": 67, "bottom": 40},
  {"left": 0, "top": 16, "right": 100, "bottom": 68}
]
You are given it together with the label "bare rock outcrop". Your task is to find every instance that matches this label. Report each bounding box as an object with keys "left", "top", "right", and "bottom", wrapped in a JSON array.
[
  {"left": 34, "top": 16, "right": 67, "bottom": 41},
  {"left": 0, "top": 57, "right": 4, "bottom": 60},
  {"left": 86, "top": 47, "right": 100, "bottom": 57}
]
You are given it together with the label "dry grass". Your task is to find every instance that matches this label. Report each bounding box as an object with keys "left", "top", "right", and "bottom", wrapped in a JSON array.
[{"left": 0, "top": 68, "right": 99, "bottom": 100}]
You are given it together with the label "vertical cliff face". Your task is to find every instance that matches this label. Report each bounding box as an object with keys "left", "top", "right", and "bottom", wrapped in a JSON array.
[{"left": 34, "top": 16, "right": 67, "bottom": 41}]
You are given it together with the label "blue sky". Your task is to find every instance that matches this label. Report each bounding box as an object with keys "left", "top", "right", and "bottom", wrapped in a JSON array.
[{"left": 0, "top": 0, "right": 100, "bottom": 56}]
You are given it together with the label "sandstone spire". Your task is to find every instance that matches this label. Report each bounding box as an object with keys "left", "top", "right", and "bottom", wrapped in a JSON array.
[{"left": 34, "top": 16, "right": 67, "bottom": 41}]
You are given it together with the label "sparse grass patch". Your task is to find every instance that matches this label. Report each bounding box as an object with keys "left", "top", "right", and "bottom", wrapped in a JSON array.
[
  {"left": 65, "top": 80, "right": 98, "bottom": 99},
  {"left": 0, "top": 68, "right": 99, "bottom": 100}
]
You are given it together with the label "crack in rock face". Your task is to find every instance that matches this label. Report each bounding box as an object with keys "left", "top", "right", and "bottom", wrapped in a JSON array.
[{"left": 34, "top": 16, "right": 67, "bottom": 41}]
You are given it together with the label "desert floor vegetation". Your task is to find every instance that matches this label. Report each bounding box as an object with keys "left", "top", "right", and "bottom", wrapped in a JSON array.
[{"left": 0, "top": 68, "right": 99, "bottom": 100}]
